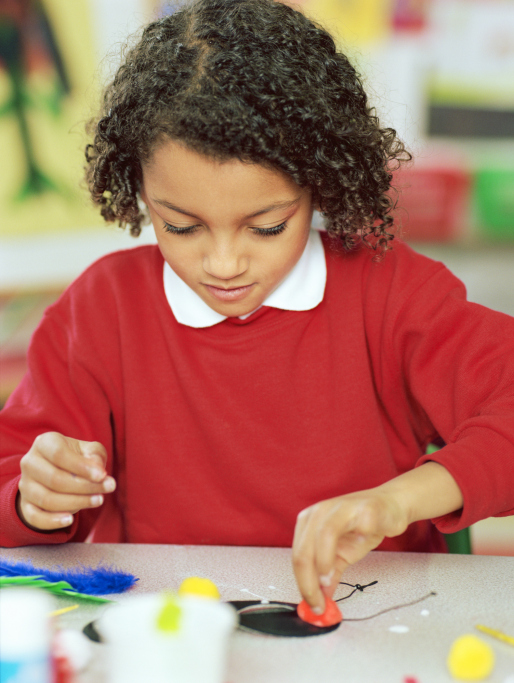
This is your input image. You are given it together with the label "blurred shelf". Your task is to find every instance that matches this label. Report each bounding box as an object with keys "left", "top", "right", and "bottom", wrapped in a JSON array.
[
  {"left": 411, "top": 241, "right": 514, "bottom": 318},
  {"left": 0, "top": 226, "right": 157, "bottom": 293}
]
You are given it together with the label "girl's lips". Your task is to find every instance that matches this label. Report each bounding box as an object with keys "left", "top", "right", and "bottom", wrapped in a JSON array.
[{"left": 204, "top": 284, "right": 255, "bottom": 302}]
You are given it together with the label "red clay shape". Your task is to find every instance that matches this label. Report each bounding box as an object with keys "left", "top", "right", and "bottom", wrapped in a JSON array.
[{"left": 297, "top": 597, "right": 343, "bottom": 627}]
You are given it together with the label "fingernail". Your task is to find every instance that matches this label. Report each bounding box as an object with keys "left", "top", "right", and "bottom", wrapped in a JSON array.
[
  {"left": 102, "top": 477, "right": 116, "bottom": 492},
  {"left": 319, "top": 570, "right": 334, "bottom": 587},
  {"left": 89, "top": 468, "right": 104, "bottom": 482},
  {"left": 60, "top": 514, "right": 73, "bottom": 526},
  {"left": 91, "top": 495, "right": 104, "bottom": 507},
  {"left": 312, "top": 606, "right": 324, "bottom": 615}
]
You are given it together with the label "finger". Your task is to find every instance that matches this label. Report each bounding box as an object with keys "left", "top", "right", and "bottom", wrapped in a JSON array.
[
  {"left": 318, "top": 558, "right": 348, "bottom": 600},
  {"left": 71, "top": 437, "right": 108, "bottom": 480},
  {"left": 34, "top": 433, "right": 108, "bottom": 483},
  {"left": 19, "top": 479, "right": 106, "bottom": 515},
  {"left": 335, "top": 529, "right": 384, "bottom": 566},
  {"left": 332, "top": 501, "right": 387, "bottom": 567},
  {"left": 297, "top": 499, "right": 347, "bottom": 589},
  {"left": 19, "top": 499, "right": 74, "bottom": 532},
  {"left": 328, "top": 556, "right": 350, "bottom": 596},
  {"left": 24, "top": 454, "right": 116, "bottom": 496},
  {"left": 314, "top": 500, "right": 351, "bottom": 597},
  {"left": 292, "top": 506, "right": 326, "bottom": 613},
  {"left": 78, "top": 439, "right": 108, "bottom": 470}
]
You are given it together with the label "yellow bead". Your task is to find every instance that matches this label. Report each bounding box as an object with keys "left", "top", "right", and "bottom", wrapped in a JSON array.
[
  {"left": 447, "top": 634, "right": 495, "bottom": 681},
  {"left": 178, "top": 576, "right": 220, "bottom": 600}
]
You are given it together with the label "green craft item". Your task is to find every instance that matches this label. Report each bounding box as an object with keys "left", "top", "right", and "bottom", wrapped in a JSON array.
[
  {"left": 0, "top": 575, "right": 113, "bottom": 604},
  {"left": 156, "top": 595, "right": 182, "bottom": 633}
]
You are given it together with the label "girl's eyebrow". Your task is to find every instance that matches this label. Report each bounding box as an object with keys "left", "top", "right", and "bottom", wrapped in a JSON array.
[{"left": 151, "top": 196, "right": 302, "bottom": 220}]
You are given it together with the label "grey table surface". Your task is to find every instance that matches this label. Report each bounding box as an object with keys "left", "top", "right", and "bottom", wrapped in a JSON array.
[{"left": 1, "top": 544, "right": 513, "bottom": 682}]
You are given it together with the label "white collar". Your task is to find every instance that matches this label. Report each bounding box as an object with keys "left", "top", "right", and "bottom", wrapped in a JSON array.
[{"left": 162, "top": 229, "right": 327, "bottom": 328}]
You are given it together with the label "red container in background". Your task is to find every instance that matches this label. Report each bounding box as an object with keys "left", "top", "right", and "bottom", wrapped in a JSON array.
[
  {"left": 392, "top": 166, "right": 472, "bottom": 242},
  {"left": 392, "top": 0, "right": 429, "bottom": 32}
]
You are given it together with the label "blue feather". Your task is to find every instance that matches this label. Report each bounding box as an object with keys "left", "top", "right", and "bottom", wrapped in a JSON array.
[{"left": 0, "top": 558, "right": 138, "bottom": 595}]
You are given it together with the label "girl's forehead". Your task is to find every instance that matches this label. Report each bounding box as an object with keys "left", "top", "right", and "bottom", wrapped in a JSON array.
[
  {"left": 143, "top": 139, "right": 302, "bottom": 196},
  {"left": 142, "top": 140, "right": 311, "bottom": 221}
]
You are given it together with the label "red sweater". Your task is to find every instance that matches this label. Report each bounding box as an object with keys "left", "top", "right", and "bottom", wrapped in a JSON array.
[{"left": 1, "top": 237, "right": 514, "bottom": 549}]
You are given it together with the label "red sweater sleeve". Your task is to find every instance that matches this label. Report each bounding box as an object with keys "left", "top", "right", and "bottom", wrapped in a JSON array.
[
  {"left": 389, "top": 255, "right": 514, "bottom": 532},
  {"left": 0, "top": 271, "right": 121, "bottom": 547}
]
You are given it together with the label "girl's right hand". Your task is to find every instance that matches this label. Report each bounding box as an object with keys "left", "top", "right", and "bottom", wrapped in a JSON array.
[{"left": 16, "top": 432, "right": 116, "bottom": 532}]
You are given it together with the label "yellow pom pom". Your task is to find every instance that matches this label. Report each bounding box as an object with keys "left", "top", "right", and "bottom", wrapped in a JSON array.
[
  {"left": 178, "top": 577, "right": 220, "bottom": 600},
  {"left": 447, "top": 634, "right": 495, "bottom": 681}
]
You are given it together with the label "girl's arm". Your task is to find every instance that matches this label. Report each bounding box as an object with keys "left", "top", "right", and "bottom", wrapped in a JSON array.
[
  {"left": 292, "top": 461, "right": 463, "bottom": 613},
  {"left": 293, "top": 244, "right": 514, "bottom": 613},
  {"left": 0, "top": 278, "right": 118, "bottom": 547}
]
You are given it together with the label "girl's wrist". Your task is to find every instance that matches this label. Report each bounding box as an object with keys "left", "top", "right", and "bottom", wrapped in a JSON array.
[{"left": 375, "top": 462, "right": 464, "bottom": 528}]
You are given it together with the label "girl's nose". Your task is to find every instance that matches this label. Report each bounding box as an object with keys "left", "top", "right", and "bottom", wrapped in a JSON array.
[{"left": 203, "top": 243, "right": 249, "bottom": 281}]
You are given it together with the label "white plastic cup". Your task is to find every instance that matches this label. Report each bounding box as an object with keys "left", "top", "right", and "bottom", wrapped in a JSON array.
[
  {"left": 99, "top": 594, "right": 237, "bottom": 683},
  {"left": 0, "top": 588, "right": 54, "bottom": 683}
]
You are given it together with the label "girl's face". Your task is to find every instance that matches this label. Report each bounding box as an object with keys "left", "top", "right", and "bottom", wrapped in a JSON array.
[{"left": 141, "top": 139, "right": 315, "bottom": 318}]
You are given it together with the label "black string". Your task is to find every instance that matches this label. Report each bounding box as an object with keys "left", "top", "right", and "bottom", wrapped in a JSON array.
[
  {"left": 344, "top": 590, "right": 437, "bottom": 621},
  {"left": 334, "top": 580, "right": 437, "bottom": 622},
  {"left": 334, "top": 580, "right": 378, "bottom": 602},
  {"left": 235, "top": 582, "right": 436, "bottom": 625}
]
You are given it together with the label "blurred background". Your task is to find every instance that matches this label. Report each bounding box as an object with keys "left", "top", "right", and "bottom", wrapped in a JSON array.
[{"left": 1, "top": 0, "right": 513, "bottom": 554}]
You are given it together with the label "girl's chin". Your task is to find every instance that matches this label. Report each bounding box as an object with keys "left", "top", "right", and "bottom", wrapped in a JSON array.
[{"left": 208, "top": 299, "right": 265, "bottom": 319}]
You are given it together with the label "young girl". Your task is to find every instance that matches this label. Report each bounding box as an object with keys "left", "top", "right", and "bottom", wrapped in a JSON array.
[{"left": 1, "top": 0, "right": 514, "bottom": 617}]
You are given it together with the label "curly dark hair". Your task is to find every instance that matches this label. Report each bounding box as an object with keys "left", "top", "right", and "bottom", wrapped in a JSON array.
[{"left": 85, "top": 0, "right": 410, "bottom": 253}]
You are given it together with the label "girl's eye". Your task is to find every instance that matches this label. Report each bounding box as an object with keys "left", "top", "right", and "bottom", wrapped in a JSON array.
[
  {"left": 252, "top": 222, "right": 287, "bottom": 237},
  {"left": 163, "top": 222, "right": 199, "bottom": 235},
  {"left": 162, "top": 221, "right": 287, "bottom": 237}
]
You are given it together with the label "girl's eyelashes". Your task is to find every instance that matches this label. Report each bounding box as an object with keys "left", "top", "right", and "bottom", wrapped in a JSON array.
[
  {"left": 162, "top": 221, "right": 288, "bottom": 237},
  {"left": 163, "top": 222, "right": 199, "bottom": 235},
  {"left": 252, "top": 221, "right": 287, "bottom": 237}
]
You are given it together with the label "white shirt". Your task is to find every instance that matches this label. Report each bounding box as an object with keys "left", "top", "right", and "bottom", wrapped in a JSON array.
[{"left": 163, "top": 228, "right": 327, "bottom": 328}]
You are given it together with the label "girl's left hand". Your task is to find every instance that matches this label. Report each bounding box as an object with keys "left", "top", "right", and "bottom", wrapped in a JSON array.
[
  {"left": 291, "top": 490, "right": 409, "bottom": 614},
  {"left": 292, "top": 463, "right": 464, "bottom": 614}
]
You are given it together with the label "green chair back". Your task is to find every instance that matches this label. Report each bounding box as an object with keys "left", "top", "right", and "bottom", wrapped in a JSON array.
[{"left": 443, "top": 528, "right": 472, "bottom": 554}]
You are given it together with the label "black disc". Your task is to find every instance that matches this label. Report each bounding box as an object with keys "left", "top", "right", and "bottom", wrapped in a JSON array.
[{"left": 230, "top": 600, "right": 341, "bottom": 637}]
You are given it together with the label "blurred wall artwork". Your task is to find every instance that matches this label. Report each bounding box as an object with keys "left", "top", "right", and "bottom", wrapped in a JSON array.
[
  {"left": 0, "top": 0, "right": 100, "bottom": 237},
  {"left": 427, "top": 1, "right": 514, "bottom": 139},
  {"left": 422, "top": 1, "right": 514, "bottom": 243}
]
